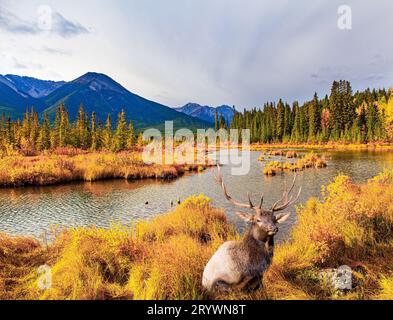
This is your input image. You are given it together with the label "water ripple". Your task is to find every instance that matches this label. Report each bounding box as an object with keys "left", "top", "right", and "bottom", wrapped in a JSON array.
[{"left": 0, "top": 150, "right": 392, "bottom": 242}]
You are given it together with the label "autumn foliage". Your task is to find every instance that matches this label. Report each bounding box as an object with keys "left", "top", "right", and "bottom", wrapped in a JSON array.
[{"left": 1, "top": 171, "right": 393, "bottom": 300}]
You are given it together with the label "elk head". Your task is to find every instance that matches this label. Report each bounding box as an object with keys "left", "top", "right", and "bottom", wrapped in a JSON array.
[{"left": 215, "top": 165, "right": 301, "bottom": 242}]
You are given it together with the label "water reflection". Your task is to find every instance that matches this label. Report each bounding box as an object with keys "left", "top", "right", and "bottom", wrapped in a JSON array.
[{"left": 0, "top": 150, "right": 392, "bottom": 242}]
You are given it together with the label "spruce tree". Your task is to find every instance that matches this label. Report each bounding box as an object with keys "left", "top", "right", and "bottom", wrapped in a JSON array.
[
  {"left": 37, "top": 113, "right": 51, "bottom": 151},
  {"left": 90, "top": 112, "right": 99, "bottom": 151},
  {"left": 126, "top": 118, "right": 135, "bottom": 149},
  {"left": 21, "top": 109, "right": 30, "bottom": 142},
  {"left": 214, "top": 111, "right": 219, "bottom": 131},
  {"left": 113, "top": 110, "right": 127, "bottom": 152},
  {"left": 308, "top": 93, "right": 321, "bottom": 142},
  {"left": 102, "top": 114, "right": 112, "bottom": 151},
  {"left": 291, "top": 103, "right": 301, "bottom": 143},
  {"left": 29, "top": 110, "right": 40, "bottom": 149},
  {"left": 276, "top": 99, "right": 285, "bottom": 140}
]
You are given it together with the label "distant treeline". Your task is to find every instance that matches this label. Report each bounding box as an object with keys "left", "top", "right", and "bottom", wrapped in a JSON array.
[
  {"left": 1, "top": 80, "right": 393, "bottom": 155},
  {"left": 230, "top": 81, "right": 393, "bottom": 143},
  {"left": 0, "top": 104, "right": 140, "bottom": 154}
]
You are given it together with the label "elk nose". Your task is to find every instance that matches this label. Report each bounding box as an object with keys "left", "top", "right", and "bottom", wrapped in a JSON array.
[{"left": 270, "top": 227, "right": 278, "bottom": 234}]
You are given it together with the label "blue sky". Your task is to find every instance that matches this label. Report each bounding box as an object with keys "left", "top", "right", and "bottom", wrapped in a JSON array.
[{"left": 0, "top": 0, "right": 392, "bottom": 108}]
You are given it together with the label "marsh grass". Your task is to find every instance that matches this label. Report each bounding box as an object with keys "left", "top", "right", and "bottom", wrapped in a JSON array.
[
  {"left": 376, "top": 276, "right": 393, "bottom": 299},
  {"left": 1, "top": 171, "right": 393, "bottom": 300},
  {"left": 250, "top": 143, "right": 393, "bottom": 151},
  {"left": 0, "top": 152, "right": 210, "bottom": 187},
  {"left": 0, "top": 233, "right": 48, "bottom": 300},
  {"left": 263, "top": 153, "right": 327, "bottom": 176}
]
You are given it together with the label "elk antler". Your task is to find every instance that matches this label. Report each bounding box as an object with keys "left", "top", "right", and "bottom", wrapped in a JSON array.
[
  {"left": 259, "top": 194, "right": 264, "bottom": 209},
  {"left": 271, "top": 174, "right": 302, "bottom": 212},
  {"left": 215, "top": 164, "right": 255, "bottom": 209}
]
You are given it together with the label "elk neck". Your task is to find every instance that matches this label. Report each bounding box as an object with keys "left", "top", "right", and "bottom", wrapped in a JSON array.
[{"left": 242, "top": 223, "right": 275, "bottom": 260}]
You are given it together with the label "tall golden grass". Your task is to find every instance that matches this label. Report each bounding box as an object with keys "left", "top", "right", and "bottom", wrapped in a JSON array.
[
  {"left": 1, "top": 170, "right": 393, "bottom": 300},
  {"left": 0, "top": 151, "right": 210, "bottom": 187},
  {"left": 250, "top": 142, "right": 393, "bottom": 151},
  {"left": 263, "top": 153, "right": 327, "bottom": 176}
]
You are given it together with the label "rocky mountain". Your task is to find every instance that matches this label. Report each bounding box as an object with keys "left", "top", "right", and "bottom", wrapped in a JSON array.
[
  {"left": 175, "top": 103, "right": 235, "bottom": 125},
  {"left": 0, "top": 75, "right": 44, "bottom": 118},
  {"left": 0, "top": 72, "right": 212, "bottom": 130},
  {"left": 4, "top": 75, "right": 66, "bottom": 99}
]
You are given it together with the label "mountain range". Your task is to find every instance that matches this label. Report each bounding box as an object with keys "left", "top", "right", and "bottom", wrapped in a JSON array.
[
  {"left": 0, "top": 72, "right": 212, "bottom": 130},
  {"left": 175, "top": 103, "right": 235, "bottom": 125}
]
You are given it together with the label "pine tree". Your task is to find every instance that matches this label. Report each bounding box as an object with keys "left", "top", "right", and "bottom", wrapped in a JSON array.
[
  {"left": 367, "top": 103, "right": 379, "bottom": 141},
  {"left": 0, "top": 113, "right": 5, "bottom": 148},
  {"left": 59, "top": 104, "right": 71, "bottom": 147},
  {"left": 136, "top": 133, "right": 144, "bottom": 148},
  {"left": 37, "top": 113, "right": 51, "bottom": 151},
  {"left": 219, "top": 114, "right": 227, "bottom": 130},
  {"left": 276, "top": 99, "right": 285, "bottom": 141},
  {"left": 341, "top": 80, "right": 355, "bottom": 134},
  {"left": 283, "top": 103, "right": 292, "bottom": 141},
  {"left": 329, "top": 81, "right": 341, "bottom": 140},
  {"left": 329, "top": 80, "right": 355, "bottom": 140},
  {"left": 126, "top": 118, "right": 135, "bottom": 149},
  {"left": 6, "top": 117, "right": 13, "bottom": 146},
  {"left": 214, "top": 111, "right": 219, "bottom": 131},
  {"left": 75, "top": 104, "right": 91, "bottom": 149},
  {"left": 29, "top": 110, "right": 40, "bottom": 149},
  {"left": 1, "top": 80, "right": 392, "bottom": 153},
  {"left": 113, "top": 111, "right": 127, "bottom": 152},
  {"left": 321, "top": 108, "right": 331, "bottom": 141},
  {"left": 308, "top": 93, "right": 321, "bottom": 142},
  {"left": 90, "top": 112, "right": 99, "bottom": 151},
  {"left": 21, "top": 110, "right": 31, "bottom": 142},
  {"left": 291, "top": 102, "right": 302, "bottom": 143},
  {"left": 102, "top": 114, "right": 112, "bottom": 151},
  {"left": 13, "top": 119, "right": 22, "bottom": 148}
]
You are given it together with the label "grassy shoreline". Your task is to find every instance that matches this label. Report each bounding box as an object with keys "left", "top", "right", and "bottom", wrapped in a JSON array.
[
  {"left": 1, "top": 170, "right": 393, "bottom": 300},
  {"left": 262, "top": 153, "right": 327, "bottom": 176},
  {"left": 249, "top": 142, "right": 393, "bottom": 151},
  {"left": 0, "top": 151, "right": 211, "bottom": 188},
  {"left": 1, "top": 142, "right": 392, "bottom": 188}
]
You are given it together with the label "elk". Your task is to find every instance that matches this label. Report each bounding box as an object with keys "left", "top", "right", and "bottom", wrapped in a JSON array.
[{"left": 202, "top": 165, "right": 301, "bottom": 293}]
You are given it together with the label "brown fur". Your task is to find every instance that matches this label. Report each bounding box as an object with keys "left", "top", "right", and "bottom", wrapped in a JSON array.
[
  {"left": 203, "top": 167, "right": 299, "bottom": 293},
  {"left": 214, "top": 225, "right": 274, "bottom": 292}
]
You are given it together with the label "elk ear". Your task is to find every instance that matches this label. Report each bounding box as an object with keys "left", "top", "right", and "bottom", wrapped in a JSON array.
[
  {"left": 275, "top": 212, "right": 291, "bottom": 224},
  {"left": 235, "top": 211, "right": 254, "bottom": 222}
]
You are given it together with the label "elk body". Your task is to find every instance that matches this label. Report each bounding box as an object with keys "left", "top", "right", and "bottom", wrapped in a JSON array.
[{"left": 202, "top": 166, "right": 301, "bottom": 293}]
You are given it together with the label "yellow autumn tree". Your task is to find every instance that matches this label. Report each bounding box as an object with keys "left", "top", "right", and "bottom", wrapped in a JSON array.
[{"left": 378, "top": 95, "right": 393, "bottom": 141}]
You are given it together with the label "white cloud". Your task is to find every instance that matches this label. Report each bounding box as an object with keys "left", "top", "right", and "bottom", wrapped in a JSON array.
[
  {"left": 0, "top": 0, "right": 392, "bottom": 107},
  {"left": 0, "top": 4, "right": 89, "bottom": 38}
]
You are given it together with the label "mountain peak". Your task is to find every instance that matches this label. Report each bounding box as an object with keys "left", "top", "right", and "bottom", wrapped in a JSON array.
[
  {"left": 0, "top": 72, "right": 213, "bottom": 130},
  {"left": 75, "top": 72, "right": 116, "bottom": 83},
  {"left": 175, "top": 103, "right": 234, "bottom": 124},
  {"left": 1, "top": 74, "right": 65, "bottom": 99},
  {"left": 79, "top": 71, "right": 108, "bottom": 79},
  {"left": 73, "top": 72, "right": 127, "bottom": 93}
]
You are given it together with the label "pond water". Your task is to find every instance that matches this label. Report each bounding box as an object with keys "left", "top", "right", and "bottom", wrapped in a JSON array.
[{"left": 0, "top": 150, "right": 392, "bottom": 242}]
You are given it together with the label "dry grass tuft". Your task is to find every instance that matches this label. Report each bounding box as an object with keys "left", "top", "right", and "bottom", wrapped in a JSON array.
[
  {"left": 0, "top": 195, "right": 235, "bottom": 300},
  {"left": 375, "top": 275, "right": 393, "bottom": 300},
  {"left": 0, "top": 233, "right": 47, "bottom": 300},
  {"left": 1, "top": 171, "right": 393, "bottom": 300},
  {"left": 0, "top": 152, "right": 211, "bottom": 187},
  {"left": 263, "top": 153, "right": 327, "bottom": 175},
  {"left": 286, "top": 151, "right": 298, "bottom": 159},
  {"left": 250, "top": 143, "right": 393, "bottom": 152}
]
